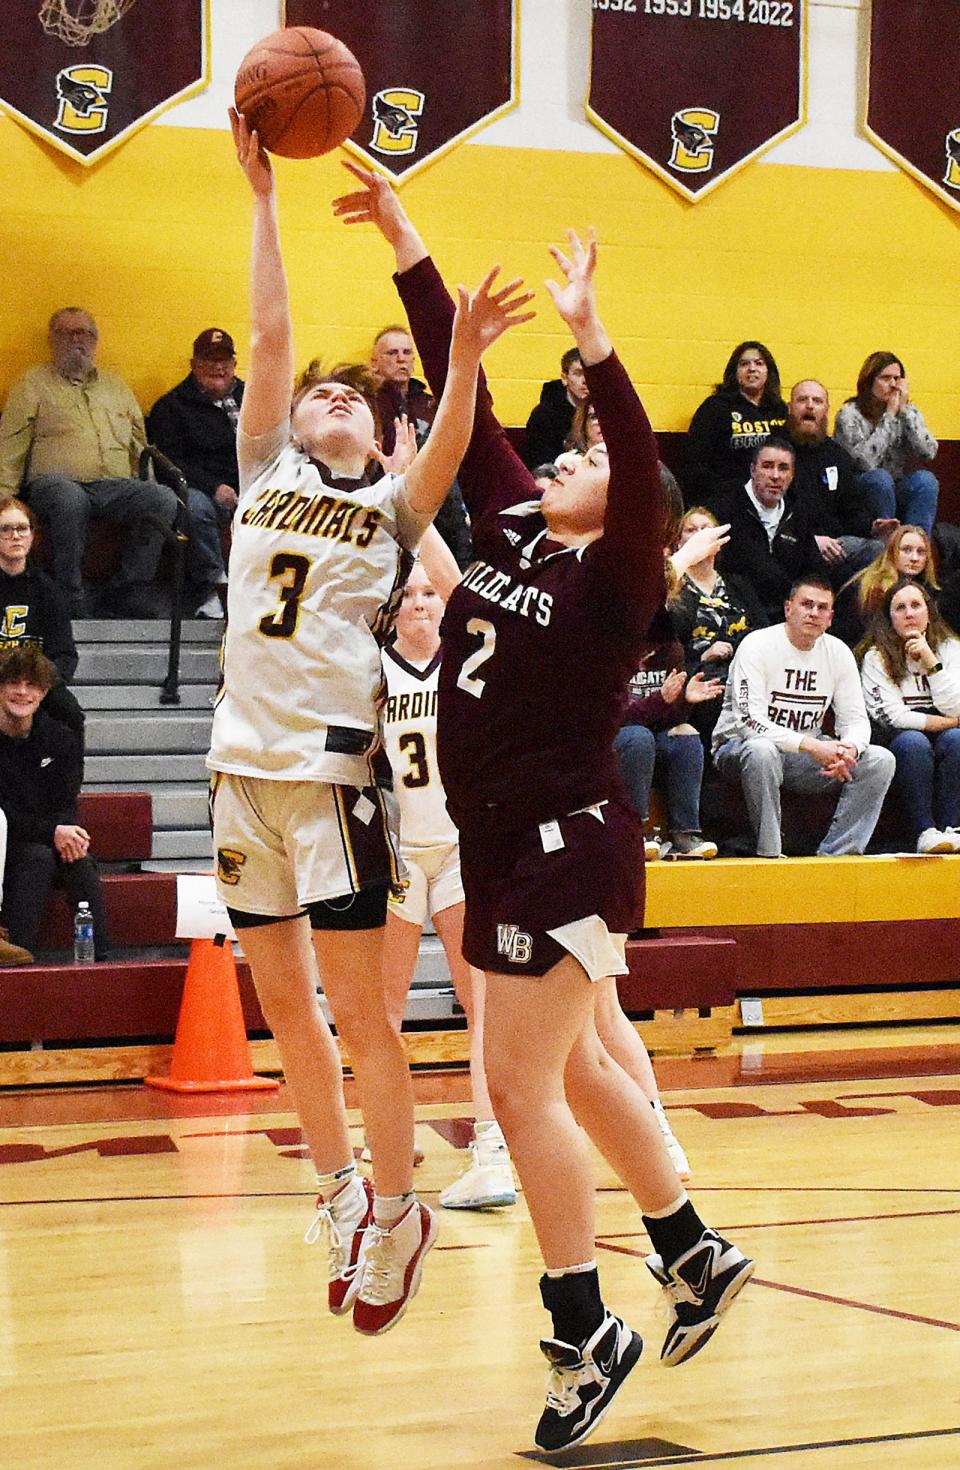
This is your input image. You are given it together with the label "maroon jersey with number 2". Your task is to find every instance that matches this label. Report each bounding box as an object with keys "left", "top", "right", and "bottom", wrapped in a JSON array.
[{"left": 396, "top": 257, "right": 664, "bottom": 970}]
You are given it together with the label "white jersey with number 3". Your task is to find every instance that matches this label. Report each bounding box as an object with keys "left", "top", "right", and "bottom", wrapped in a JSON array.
[
  {"left": 208, "top": 419, "right": 431, "bottom": 785},
  {"left": 382, "top": 644, "right": 458, "bottom": 848}
]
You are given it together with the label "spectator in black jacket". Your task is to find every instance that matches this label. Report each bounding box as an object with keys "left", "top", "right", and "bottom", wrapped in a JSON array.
[
  {"left": 0, "top": 498, "right": 83, "bottom": 735},
  {"left": 714, "top": 436, "right": 823, "bottom": 623},
  {"left": 148, "top": 329, "right": 243, "bottom": 508},
  {"left": 369, "top": 324, "right": 473, "bottom": 568},
  {"left": 785, "top": 380, "right": 881, "bottom": 582},
  {"left": 682, "top": 341, "right": 787, "bottom": 506},
  {"left": 0, "top": 645, "right": 108, "bottom": 959},
  {"left": 146, "top": 328, "right": 236, "bottom": 617},
  {"left": 522, "top": 347, "right": 587, "bottom": 468}
]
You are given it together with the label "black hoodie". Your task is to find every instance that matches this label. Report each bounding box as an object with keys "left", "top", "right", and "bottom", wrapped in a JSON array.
[{"left": 523, "top": 378, "right": 576, "bottom": 469}]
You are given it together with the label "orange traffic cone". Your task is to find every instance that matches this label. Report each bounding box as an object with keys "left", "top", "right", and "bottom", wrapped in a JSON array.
[{"left": 146, "top": 936, "right": 279, "bottom": 1094}]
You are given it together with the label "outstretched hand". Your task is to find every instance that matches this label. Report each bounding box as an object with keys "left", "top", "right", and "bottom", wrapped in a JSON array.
[
  {"left": 332, "top": 161, "right": 413, "bottom": 247},
  {"left": 544, "top": 229, "right": 598, "bottom": 333},
  {"left": 451, "top": 267, "right": 535, "bottom": 362},
  {"left": 229, "top": 108, "right": 273, "bottom": 198},
  {"left": 372, "top": 416, "right": 419, "bottom": 476}
]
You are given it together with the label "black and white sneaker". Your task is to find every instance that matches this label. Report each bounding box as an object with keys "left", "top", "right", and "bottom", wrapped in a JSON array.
[
  {"left": 535, "top": 1311, "right": 643, "bottom": 1453},
  {"left": 646, "top": 1229, "right": 754, "bottom": 1366}
]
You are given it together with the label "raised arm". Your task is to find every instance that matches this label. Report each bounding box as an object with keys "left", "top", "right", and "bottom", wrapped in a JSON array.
[
  {"left": 545, "top": 231, "right": 664, "bottom": 623},
  {"left": 229, "top": 110, "right": 294, "bottom": 439},
  {"left": 333, "top": 165, "right": 538, "bottom": 529},
  {"left": 403, "top": 267, "right": 534, "bottom": 518},
  {"left": 416, "top": 523, "right": 462, "bottom": 603}
]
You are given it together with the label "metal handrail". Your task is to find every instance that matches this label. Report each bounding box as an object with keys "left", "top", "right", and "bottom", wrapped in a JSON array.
[{"left": 138, "top": 445, "right": 190, "bottom": 705}]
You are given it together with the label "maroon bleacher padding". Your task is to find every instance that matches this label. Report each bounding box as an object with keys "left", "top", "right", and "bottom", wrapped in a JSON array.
[
  {"left": 78, "top": 791, "right": 153, "bottom": 862},
  {"left": 40, "top": 871, "right": 177, "bottom": 949},
  {"left": 709, "top": 918, "right": 960, "bottom": 993},
  {"left": 619, "top": 933, "right": 737, "bottom": 1011},
  {"left": 0, "top": 957, "right": 265, "bottom": 1044}
]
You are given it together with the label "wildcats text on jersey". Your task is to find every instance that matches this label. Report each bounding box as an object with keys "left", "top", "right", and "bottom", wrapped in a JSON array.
[
  {"left": 460, "top": 559, "right": 554, "bottom": 626},
  {"left": 239, "top": 486, "right": 381, "bottom": 546}
]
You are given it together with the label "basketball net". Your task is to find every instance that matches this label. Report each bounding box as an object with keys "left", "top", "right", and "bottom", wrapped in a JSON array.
[{"left": 38, "top": 0, "right": 137, "bottom": 47}]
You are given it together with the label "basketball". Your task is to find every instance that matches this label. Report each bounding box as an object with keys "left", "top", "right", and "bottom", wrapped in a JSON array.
[{"left": 234, "top": 27, "right": 365, "bottom": 160}]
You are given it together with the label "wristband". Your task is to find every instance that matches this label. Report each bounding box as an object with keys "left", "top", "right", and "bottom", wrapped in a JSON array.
[{"left": 929, "top": 661, "right": 943, "bottom": 674}]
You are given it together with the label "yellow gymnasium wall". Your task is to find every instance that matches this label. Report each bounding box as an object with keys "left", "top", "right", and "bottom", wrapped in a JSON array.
[{"left": 1, "top": 112, "right": 958, "bottom": 438}]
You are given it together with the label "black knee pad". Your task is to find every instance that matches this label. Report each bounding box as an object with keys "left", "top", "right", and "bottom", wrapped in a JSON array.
[{"left": 307, "top": 884, "right": 388, "bottom": 931}]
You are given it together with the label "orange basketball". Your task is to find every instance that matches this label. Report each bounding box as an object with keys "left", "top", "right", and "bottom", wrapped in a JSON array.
[{"left": 234, "top": 27, "right": 365, "bottom": 160}]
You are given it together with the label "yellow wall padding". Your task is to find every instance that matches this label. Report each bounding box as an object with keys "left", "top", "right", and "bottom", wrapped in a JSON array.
[{"left": 2, "top": 116, "right": 958, "bottom": 435}]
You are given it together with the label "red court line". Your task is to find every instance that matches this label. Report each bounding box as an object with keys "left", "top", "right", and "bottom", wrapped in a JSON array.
[
  {"left": 660, "top": 1184, "right": 960, "bottom": 1194},
  {"left": 595, "top": 1239, "right": 960, "bottom": 1334},
  {"left": 601, "top": 1206, "right": 960, "bottom": 1234},
  {"left": 0, "top": 1190, "right": 314, "bottom": 1208},
  {"left": 750, "top": 1276, "right": 960, "bottom": 1333}
]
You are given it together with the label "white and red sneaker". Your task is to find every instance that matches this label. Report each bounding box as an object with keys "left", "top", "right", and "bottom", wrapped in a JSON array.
[
  {"left": 352, "top": 1199, "right": 438, "bottom": 1336},
  {"left": 304, "top": 1174, "right": 374, "bottom": 1316}
]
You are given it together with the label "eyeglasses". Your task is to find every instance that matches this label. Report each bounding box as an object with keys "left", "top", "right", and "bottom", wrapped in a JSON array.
[
  {"left": 0, "top": 525, "right": 32, "bottom": 538},
  {"left": 53, "top": 327, "right": 97, "bottom": 341}
]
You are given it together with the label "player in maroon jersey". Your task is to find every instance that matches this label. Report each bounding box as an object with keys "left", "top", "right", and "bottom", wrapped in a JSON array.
[{"left": 335, "top": 167, "right": 754, "bottom": 1453}]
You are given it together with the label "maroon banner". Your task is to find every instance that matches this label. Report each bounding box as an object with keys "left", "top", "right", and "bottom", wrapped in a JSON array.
[
  {"left": 587, "top": 0, "right": 805, "bottom": 201},
  {"left": 284, "top": 0, "right": 517, "bottom": 182},
  {"left": 0, "top": 0, "right": 207, "bottom": 166},
  {"left": 866, "top": 0, "right": 960, "bottom": 214}
]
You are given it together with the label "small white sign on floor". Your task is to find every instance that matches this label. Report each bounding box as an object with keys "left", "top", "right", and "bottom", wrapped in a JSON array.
[
  {"left": 740, "top": 997, "right": 765, "bottom": 1027},
  {"left": 176, "top": 873, "right": 237, "bottom": 942}
]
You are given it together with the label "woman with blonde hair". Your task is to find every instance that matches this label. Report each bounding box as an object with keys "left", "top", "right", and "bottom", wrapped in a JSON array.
[
  {"left": 833, "top": 524, "right": 939, "bottom": 647},
  {"left": 861, "top": 577, "right": 960, "bottom": 853}
]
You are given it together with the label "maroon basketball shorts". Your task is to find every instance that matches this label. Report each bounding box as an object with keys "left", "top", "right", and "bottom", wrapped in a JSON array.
[{"left": 458, "top": 797, "right": 645, "bottom": 978}]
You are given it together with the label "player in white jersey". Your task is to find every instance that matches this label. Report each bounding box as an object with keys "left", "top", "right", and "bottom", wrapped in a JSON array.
[
  {"left": 381, "top": 533, "right": 516, "bottom": 1210},
  {"left": 211, "top": 112, "right": 533, "bottom": 1337}
]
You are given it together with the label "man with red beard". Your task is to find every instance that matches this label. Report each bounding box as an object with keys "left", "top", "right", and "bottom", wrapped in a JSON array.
[{"left": 785, "top": 379, "right": 881, "bottom": 581}]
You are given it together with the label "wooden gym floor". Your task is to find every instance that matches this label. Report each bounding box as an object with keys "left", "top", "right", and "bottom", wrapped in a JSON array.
[{"left": 2, "top": 1027, "right": 959, "bottom": 1469}]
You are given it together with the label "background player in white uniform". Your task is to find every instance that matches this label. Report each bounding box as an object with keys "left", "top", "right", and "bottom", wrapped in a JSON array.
[
  {"left": 210, "top": 112, "right": 532, "bottom": 1336},
  {"left": 382, "top": 530, "right": 516, "bottom": 1210}
]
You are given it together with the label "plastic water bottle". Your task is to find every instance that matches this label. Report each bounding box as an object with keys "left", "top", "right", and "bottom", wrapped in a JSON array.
[{"left": 73, "top": 902, "right": 95, "bottom": 964}]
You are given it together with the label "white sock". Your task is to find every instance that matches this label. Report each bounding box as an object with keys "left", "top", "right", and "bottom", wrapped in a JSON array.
[
  {"left": 316, "top": 1160, "right": 356, "bottom": 1203},
  {"left": 643, "top": 1190, "right": 689, "bottom": 1221},
  {"left": 373, "top": 1191, "right": 414, "bottom": 1228},
  {"left": 545, "top": 1259, "right": 597, "bottom": 1280},
  {"left": 474, "top": 1119, "right": 507, "bottom": 1147}
]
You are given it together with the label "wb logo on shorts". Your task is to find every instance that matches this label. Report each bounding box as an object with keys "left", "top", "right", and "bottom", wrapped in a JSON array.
[
  {"left": 496, "top": 924, "right": 533, "bottom": 965},
  {"left": 217, "top": 847, "right": 247, "bottom": 887}
]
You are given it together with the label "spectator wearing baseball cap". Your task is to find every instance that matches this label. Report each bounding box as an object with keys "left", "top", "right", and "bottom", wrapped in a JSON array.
[{"left": 147, "top": 329, "right": 242, "bottom": 617}]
